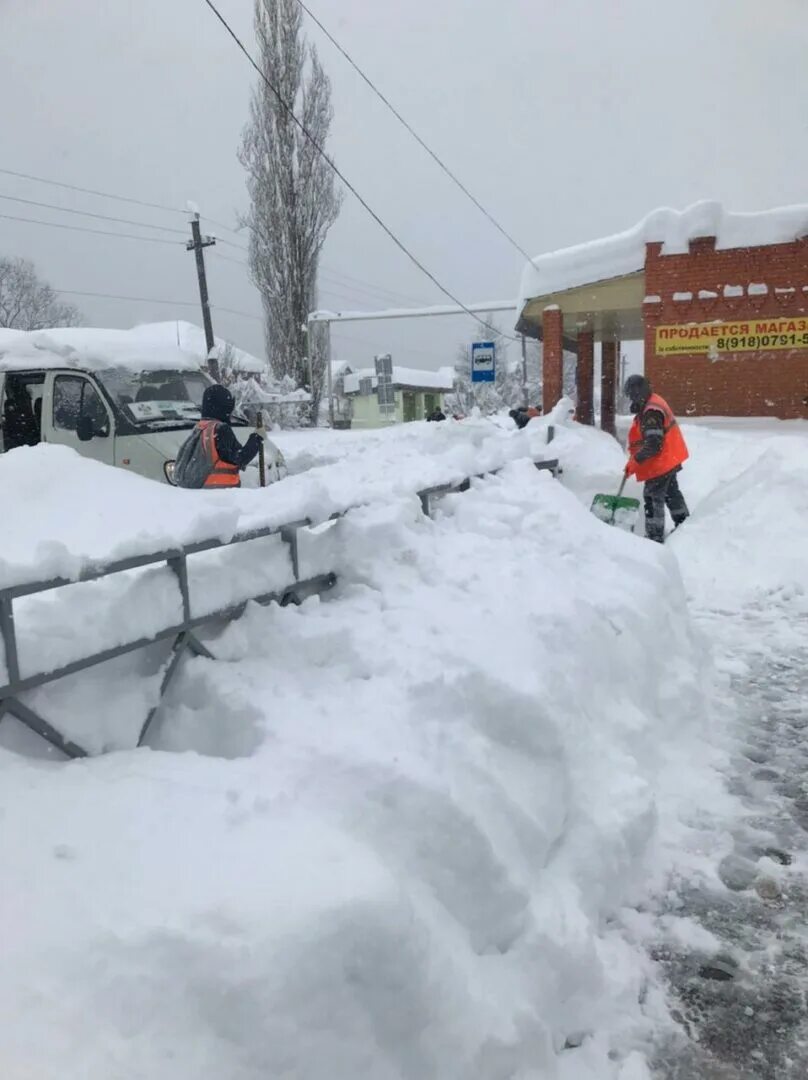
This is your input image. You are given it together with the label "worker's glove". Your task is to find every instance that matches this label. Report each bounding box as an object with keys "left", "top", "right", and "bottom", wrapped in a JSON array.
[{"left": 624, "top": 460, "right": 635, "bottom": 478}]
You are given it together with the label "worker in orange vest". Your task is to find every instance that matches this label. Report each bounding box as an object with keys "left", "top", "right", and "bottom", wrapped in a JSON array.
[
  {"left": 624, "top": 375, "right": 689, "bottom": 543},
  {"left": 175, "top": 385, "right": 264, "bottom": 489}
]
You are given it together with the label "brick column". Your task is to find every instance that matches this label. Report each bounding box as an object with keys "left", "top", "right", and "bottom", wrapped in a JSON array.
[
  {"left": 600, "top": 340, "right": 617, "bottom": 436},
  {"left": 542, "top": 306, "right": 563, "bottom": 412},
  {"left": 576, "top": 330, "right": 595, "bottom": 425}
]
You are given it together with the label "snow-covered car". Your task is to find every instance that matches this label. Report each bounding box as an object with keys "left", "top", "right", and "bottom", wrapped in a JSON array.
[{"left": 0, "top": 334, "right": 287, "bottom": 487}]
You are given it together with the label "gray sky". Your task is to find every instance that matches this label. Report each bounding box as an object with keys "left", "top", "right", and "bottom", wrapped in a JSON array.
[{"left": 1, "top": 0, "right": 806, "bottom": 374}]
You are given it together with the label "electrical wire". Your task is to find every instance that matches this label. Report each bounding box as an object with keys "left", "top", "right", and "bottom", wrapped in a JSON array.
[
  {"left": 295, "top": 0, "right": 532, "bottom": 263},
  {"left": 200, "top": 0, "right": 518, "bottom": 342},
  {"left": 0, "top": 210, "right": 184, "bottom": 246},
  {"left": 57, "top": 288, "right": 199, "bottom": 306},
  {"left": 56, "top": 287, "right": 263, "bottom": 322},
  {"left": 209, "top": 247, "right": 436, "bottom": 310},
  {"left": 0, "top": 167, "right": 186, "bottom": 216},
  {"left": 0, "top": 192, "right": 188, "bottom": 235}
]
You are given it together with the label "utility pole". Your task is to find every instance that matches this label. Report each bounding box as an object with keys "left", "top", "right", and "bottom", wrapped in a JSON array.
[
  {"left": 186, "top": 213, "right": 219, "bottom": 380},
  {"left": 521, "top": 334, "right": 529, "bottom": 407},
  {"left": 326, "top": 322, "right": 335, "bottom": 428}
]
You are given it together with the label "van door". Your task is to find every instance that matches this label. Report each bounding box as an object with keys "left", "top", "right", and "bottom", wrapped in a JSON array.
[
  {"left": 45, "top": 372, "right": 115, "bottom": 467},
  {"left": 0, "top": 370, "right": 45, "bottom": 453}
]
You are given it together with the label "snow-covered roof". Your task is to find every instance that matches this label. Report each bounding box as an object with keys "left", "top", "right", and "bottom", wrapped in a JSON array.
[
  {"left": 135, "top": 321, "right": 266, "bottom": 373},
  {"left": 0, "top": 327, "right": 204, "bottom": 374},
  {"left": 518, "top": 201, "right": 808, "bottom": 308},
  {"left": 0, "top": 321, "right": 269, "bottom": 376},
  {"left": 343, "top": 365, "right": 454, "bottom": 394}
]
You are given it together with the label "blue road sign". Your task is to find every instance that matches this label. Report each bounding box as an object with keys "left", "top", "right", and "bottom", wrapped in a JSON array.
[{"left": 471, "top": 341, "right": 496, "bottom": 383}]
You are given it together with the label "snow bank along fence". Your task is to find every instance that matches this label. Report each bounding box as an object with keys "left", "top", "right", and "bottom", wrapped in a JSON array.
[{"left": 0, "top": 456, "right": 559, "bottom": 759}]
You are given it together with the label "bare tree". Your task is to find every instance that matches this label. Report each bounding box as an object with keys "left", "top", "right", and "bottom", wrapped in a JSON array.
[
  {"left": 0, "top": 256, "right": 82, "bottom": 330},
  {"left": 239, "top": 0, "right": 342, "bottom": 422}
]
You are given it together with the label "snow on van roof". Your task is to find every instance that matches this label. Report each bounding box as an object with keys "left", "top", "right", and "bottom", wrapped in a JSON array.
[
  {"left": 131, "top": 321, "right": 266, "bottom": 373},
  {"left": 518, "top": 200, "right": 808, "bottom": 308},
  {"left": 0, "top": 326, "right": 204, "bottom": 374}
]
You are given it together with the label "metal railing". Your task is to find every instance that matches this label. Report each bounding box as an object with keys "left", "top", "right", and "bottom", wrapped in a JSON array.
[{"left": 0, "top": 456, "right": 559, "bottom": 759}]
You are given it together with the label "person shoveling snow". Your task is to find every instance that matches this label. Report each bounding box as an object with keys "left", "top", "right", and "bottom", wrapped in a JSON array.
[{"left": 624, "top": 374, "right": 690, "bottom": 543}]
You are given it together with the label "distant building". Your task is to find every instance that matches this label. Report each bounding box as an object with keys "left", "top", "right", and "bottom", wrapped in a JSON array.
[{"left": 338, "top": 365, "right": 454, "bottom": 429}]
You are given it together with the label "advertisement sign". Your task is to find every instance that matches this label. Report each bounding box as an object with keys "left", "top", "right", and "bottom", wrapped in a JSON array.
[{"left": 656, "top": 317, "right": 808, "bottom": 356}]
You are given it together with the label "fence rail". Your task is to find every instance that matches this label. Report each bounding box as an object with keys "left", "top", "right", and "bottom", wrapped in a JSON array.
[{"left": 0, "top": 456, "right": 558, "bottom": 759}]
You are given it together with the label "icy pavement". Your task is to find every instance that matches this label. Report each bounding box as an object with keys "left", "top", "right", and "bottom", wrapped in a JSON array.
[
  {"left": 651, "top": 607, "right": 808, "bottom": 1078},
  {"left": 644, "top": 421, "right": 808, "bottom": 1079}
]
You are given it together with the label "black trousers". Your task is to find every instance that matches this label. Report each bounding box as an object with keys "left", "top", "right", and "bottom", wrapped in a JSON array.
[{"left": 644, "top": 469, "right": 689, "bottom": 543}]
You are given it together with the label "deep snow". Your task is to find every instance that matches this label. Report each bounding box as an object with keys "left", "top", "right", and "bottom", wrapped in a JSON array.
[{"left": 4, "top": 408, "right": 798, "bottom": 1078}]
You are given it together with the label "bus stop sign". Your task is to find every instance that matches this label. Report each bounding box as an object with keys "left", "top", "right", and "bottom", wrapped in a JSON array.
[{"left": 471, "top": 341, "right": 496, "bottom": 383}]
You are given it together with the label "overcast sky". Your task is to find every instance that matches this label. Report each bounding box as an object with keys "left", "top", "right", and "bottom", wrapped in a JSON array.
[{"left": 1, "top": 0, "right": 806, "bottom": 373}]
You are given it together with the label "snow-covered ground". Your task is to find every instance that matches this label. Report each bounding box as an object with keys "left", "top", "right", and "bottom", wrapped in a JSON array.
[{"left": 1, "top": 409, "right": 806, "bottom": 1078}]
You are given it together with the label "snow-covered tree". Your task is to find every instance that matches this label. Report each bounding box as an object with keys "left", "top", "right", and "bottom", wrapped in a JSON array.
[
  {"left": 239, "top": 0, "right": 342, "bottom": 424},
  {"left": 0, "top": 256, "right": 82, "bottom": 330}
]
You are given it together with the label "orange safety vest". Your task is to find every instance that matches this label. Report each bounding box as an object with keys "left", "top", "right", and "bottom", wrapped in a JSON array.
[
  {"left": 627, "top": 393, "right": 689, "bottom": 482},
  {"left": 198, "top": 420, "right": 240, "bottom": 488}
]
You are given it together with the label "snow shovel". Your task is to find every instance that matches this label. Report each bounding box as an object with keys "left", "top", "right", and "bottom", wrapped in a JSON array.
[
  {"left": 256, "top": 410, "right": 266, "bottom": 487},
  {"left": 590, "top": 471, "right": 640, "bottom": 532}
]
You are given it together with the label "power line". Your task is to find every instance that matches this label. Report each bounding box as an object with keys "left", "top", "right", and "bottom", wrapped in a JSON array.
[
  {"left": 208, "top": 234, "right": 249, "bottom": 252},
  {"left": 0, "top": 210, "right": 184, "bottom": 246},
  {"left": 0, "top": 192, "right": 188, "bottom": 236},
  {"left": 209, "top": 247, "right": 435, "bottom": 309},
  {"left": 200, "top": 0, "right": 518, "bottom": 343},
  {"left": 215, "top": 305, "right": 263, "bottom": 321},
  {"left": 56, "top": 287, "right": 263, "bottom": 322},
  {"left": 205, "top": 214, "right": 247, "bottom": 239},
  {"left": 331, "top": 328, "right": 451, "bottom": 365},
  {"left": 320, "top": 273, "right": 432, "bottom": 308},
  {"left": 295, "top": 0, "right": 532, "bottom": 263},
  {"left": 0, "top": 167, "right": 186, "bottom": 216},
  {"left": 57, "top": 288, "right": 200, "bottom": 307}
]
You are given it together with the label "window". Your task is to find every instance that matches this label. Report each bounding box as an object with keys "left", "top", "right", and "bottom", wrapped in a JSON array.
[
  {"left": 53, "top": 376, "right": 110, "bottom": 436},
  {"left": 98, "top": 368, "right": 210, "bottom": 425}
]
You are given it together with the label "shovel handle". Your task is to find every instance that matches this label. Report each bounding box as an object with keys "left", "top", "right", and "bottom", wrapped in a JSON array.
[{"left": 257, "top": 410, "right": 266, "bottom": 488}]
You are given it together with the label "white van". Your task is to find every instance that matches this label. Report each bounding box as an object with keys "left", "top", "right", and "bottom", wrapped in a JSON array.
[{"left": 0, "top": 330, "right": 287, "bottom": 486}]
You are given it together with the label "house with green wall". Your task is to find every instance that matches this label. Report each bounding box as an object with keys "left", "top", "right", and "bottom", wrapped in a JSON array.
[{"left": 339, "top": 365, "right": 455, "bottom": 429}]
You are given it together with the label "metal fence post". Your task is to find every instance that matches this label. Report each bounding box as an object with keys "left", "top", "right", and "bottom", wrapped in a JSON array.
[{"left": 0, "top": 595, "right": 20, "bottom": 685}]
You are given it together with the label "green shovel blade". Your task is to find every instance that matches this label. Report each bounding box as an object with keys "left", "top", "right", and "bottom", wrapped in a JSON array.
[{"left": 590, "top": 493, "right": 641, "bottom": 529}]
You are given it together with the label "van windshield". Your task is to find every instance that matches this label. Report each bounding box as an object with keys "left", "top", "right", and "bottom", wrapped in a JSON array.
[{"left": 98, "top": 368, "right": 210, "bottom": 427}]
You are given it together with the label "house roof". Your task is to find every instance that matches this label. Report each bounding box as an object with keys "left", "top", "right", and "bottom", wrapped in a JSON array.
[
  {"left": 518, "top": 200, "right": 808, "bottom": 311},
  {"left": 343, "top": 365, "right": 454, "bottom": 394},
  {"left": 515, "top": 200, "right": 808, "bottom": 344}
]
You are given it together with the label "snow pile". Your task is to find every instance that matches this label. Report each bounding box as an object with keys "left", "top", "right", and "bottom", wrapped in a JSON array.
[
  {"left": 0, "top": 415, "right": 569, "bottom": 591},
  {"left": 0, "top": 414, "right": 725, "bottom": 1078},
  {"left": 518, "top": 200, "right": 808, "bottom": 306},
  {"left": 670, "top": 420, "right": 808, "bottom": 614}
]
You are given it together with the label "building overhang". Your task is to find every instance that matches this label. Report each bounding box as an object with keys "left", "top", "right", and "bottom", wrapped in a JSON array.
[{"left": 516, "top": 271, "right": 646, "bottom": 344}]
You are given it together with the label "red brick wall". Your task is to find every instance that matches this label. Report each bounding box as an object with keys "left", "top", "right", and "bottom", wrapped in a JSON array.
[{"left": 643, "top": 236, "right": 808, "bottom": 417}]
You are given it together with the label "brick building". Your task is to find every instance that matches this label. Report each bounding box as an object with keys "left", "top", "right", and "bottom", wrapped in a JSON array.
[{"left": 515, "top": 202, "right": 808, "bottom": 426}]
